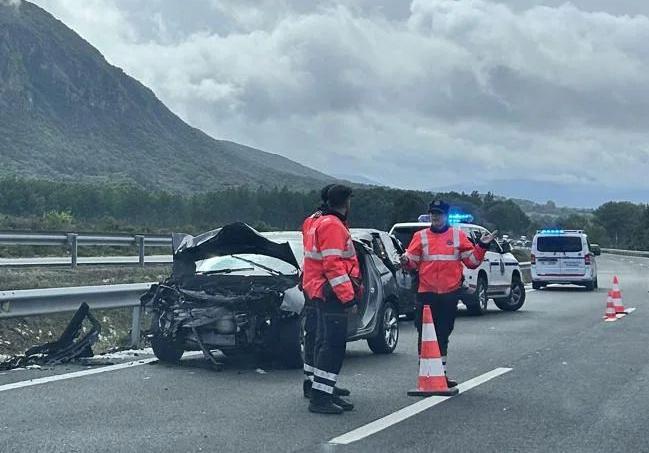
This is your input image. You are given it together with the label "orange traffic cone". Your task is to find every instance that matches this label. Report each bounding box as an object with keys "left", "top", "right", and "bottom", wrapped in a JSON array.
[
  {"left": 604, "top": 294, "right": 617, "bottom": 322},
  {"left": 408, "top": 305, "right": 459, "bottom": 397},
  {"left": 611, "top": 276, "right": 626, "bottom": 316}
]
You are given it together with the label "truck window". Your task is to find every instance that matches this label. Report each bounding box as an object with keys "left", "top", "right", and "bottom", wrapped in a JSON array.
[{"left": 537, "top": 236, "right": 583, "bottom": 253}]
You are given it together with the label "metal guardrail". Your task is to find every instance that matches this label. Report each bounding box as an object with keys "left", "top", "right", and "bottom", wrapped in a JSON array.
[
  {"left": 601, "top": 248, "right": 649, "bottom": 258},
  {"left": 0, "top": 231, "right": 171, "bottom": 268},
  {"left": 0, "top": 283, "right": 153, "bottom": 347}
]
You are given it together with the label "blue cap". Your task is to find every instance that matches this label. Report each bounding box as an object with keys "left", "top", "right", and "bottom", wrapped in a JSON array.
[{"left": 428, "top": 200, "right": 450, "bottom": 214}]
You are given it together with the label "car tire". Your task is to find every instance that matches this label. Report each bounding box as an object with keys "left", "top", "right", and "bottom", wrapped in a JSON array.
[
  {"left": 532, "top": 281, "right": 543, "bottom": 290},
  {"left": 465, "top": 277, "right": 488, "bottom": 316},
  {"left": 584, "top": 280, "right": 596, "bottom": 291},
  {"left": 275, "top": 316, "right": 303, "bottom": 369},
  {"left": 150, "top": 312, "right": 184, "bottom": 363},
  {"left": 367, "top": 301, "right": 399, "bottom": 354},
  {"left": 495, "top": 276, "right": 526, "bottom": 311},
  {"left": 594, "top": 277, "right": 599, "bottom": 289}
]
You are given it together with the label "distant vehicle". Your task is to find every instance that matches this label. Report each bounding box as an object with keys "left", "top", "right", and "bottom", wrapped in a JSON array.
[
  {"left": 531, "top": 229, "right": 600, "bottom": 291},
  {"left": 141, "top": 223, "right": 401, "bottom": 369},
  {"left": 389, "top": 221, "right": 526, "bottom": 315}
]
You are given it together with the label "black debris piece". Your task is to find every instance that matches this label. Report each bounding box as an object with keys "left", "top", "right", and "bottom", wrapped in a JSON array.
[{"left": 0, "top": 303, "right": 101, "bottom": 371}]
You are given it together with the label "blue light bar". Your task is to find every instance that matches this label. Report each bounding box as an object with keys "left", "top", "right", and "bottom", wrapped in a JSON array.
[
  {"left": 540, "top": 229, "right": 564, "bottom": 234},
  {"left": 448, "top": 213, "right": 474, "bottom": 224}
]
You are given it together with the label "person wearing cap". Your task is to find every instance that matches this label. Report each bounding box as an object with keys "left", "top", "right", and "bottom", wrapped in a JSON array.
[
  {"left": 300, "top": 184, "right": 350, "bottom": 401},
  {"left": 302, "top": 184, "right": 360, "bottom": 414},
  {"left": 400, "top": 200, "right": 496, "bottom": 387}
]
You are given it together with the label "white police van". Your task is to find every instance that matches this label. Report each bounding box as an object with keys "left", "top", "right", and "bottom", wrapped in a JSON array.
[
  {"left": 531, "top": 229, "right": 599, "bottom": 291},
  {"left": 389, "top": 215, "right": 525, "bottom": 316}
]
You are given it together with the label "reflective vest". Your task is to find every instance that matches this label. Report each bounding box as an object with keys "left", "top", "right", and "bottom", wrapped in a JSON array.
[
  {"left": 404, "top": 227, "right": 487, "bottom": 294},
  {"left": 302, "top": 213, "right": 360, "bottom": 303}
]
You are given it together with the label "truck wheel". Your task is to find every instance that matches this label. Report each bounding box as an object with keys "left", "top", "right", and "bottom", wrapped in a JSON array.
[
  {"left": 465, "top": 277, "right": 488, "bottom": 316},
  {"left": 495, "top": 276, "right": 526, "bottom": 311},
  {"left": 275, "top": 316, "right": 303, "bottom": 369},
  {"left": 367, "top": 301, "right": 399, "bottom": 354},
  {"left": 150, "top": 313, "right": 184, "bottom": 363}
]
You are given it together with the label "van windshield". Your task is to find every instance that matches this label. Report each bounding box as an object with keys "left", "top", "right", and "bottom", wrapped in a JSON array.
[{"left": 537, "top": 236, "right": 583, "bottom": 253}]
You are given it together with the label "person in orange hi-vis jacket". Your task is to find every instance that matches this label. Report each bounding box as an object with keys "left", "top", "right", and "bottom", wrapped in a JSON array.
[
  {"left": 302, "top": 184, "right": 360, "bottom": 415},
  {"left": 400, "top": 200, "right": 497, "bottom": 388},
  {"left": 300, "top": 184, "right": 351, "bottom": 402}
]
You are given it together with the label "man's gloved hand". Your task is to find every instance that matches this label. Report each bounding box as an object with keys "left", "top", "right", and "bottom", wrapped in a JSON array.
[
  {"left": 399, "top": 254, "right": 409, "bottom": 266},
  {"left": 479, "top": 230, "right": 498, "bottom": 248}
]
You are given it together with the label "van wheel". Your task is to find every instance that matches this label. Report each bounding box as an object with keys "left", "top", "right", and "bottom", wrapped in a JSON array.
[
  {"left": 495, "top": 277, "right": 526, "bottom": 311},
  {"left": 465, "top": 277, "right": 488, "bottom": 316},
  {"left": 532, "top": 282, "right": 543, "bottom": 290},
  {"left": 584, "top": 280, "right": 596, "bottom": 291},
  {"left": 367, "top": 301, "right": 399, "bottom": 354}
]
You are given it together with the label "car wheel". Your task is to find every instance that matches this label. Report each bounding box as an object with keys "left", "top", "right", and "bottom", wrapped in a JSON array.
[
  {"left": 150, "top": 312, "right": 184, "bottom": 363},
  {"left": 275, "top": 316, "right": 303, "bottom": 369},
  {"left": 495, "top": 277, "right": 526, "bottom": 311},
  {"left": 367, "top": 301, "right": 399, "bottom": 354},
  {"left": 594, "top": 277, "right": 599, "bottom": 289},
  {"left": 465, "top": 277, "right": 488, "bottom": 316},
  {"left": 584, "top": 280, "right": 595, "bottom": 291}
]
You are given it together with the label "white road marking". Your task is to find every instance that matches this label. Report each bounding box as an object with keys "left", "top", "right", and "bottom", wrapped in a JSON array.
[
  {"left": 625, "top": 307, "right": 637, "bottom": 314},
  {"left": 0, "top": 358, "right": 158, "bottom": 393},
  {"left": 0, "top": 351, "right": 205, "bottom": 394},
  {"left": 328, "top": 367, "right": 512, "bottom": 445}
]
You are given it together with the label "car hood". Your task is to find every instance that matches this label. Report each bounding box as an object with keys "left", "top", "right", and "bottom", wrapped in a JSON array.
[{"left": 172, "top": 222, "right": 300, "bottom": 269}]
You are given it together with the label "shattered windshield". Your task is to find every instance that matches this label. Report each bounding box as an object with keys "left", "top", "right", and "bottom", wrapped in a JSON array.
[{"left": 196, "top": 253, "right": 299, "bottom": 275}]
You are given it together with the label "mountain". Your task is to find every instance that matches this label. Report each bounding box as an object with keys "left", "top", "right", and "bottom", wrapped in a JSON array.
[
  {"left": 436, "top": 179, "right": 649, "bottom": 208},
  {"left": 0, "top": 1, "right": 337, "bottom": 192}
]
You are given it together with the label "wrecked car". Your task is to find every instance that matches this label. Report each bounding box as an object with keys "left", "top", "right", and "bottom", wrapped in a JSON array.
[{"left": 141, "top": 223, "right": 401, "bottom": 369}]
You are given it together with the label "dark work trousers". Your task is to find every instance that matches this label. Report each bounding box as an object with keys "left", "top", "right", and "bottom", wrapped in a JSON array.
[
  {"left": 312, "top": 297, "right": 348, "bottom": 398},
  {"left": 302, "top": 297, "right": 318, "bottom": 381},
  {"left": 415, "top": 291, "right": 459, "bottom": 361}
]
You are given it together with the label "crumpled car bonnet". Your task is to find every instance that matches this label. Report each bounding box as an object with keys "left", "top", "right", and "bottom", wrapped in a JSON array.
[{"left": 172, "top": 222, "right": 300, "bottom": 269}]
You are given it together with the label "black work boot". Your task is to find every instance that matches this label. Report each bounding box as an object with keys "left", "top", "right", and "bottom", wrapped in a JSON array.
[
  {"left": 309, "top": 390, "right": 344, "bottom": 415},
  {"left": 303, "top": 379, "right": 312, "bottom": 399},
  {"left": 333, "top": 385, "right": 350, "bottom": 397},
  {"left": 446, "top": 377, "right": 459, "bottom": 388},
  {"left": 333, "top": 395, "right": 354, "bottom": 411}
]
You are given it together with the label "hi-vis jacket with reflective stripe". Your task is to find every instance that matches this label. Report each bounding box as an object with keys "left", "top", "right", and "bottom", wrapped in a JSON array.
[
  {"left": 302, "top": 213, "right": 360, "bottom": 303},
  {"left": 404, "top": 227, "right": 487, "bottom": 294}
]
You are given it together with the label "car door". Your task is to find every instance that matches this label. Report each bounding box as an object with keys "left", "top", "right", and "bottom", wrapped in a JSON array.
[
  {"left": 347, "top": 246, "right": 386, "bottom": 337},
  {"left": 384, "top": 233, "right": 417, "bottom": 314},
  {"left": 477, "top": 227, "right": 508, "bottom": 290}
]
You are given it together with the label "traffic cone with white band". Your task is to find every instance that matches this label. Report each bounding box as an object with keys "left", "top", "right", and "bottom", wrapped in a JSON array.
[
  {"left": 611, "top": 276, "right": 636, "bottom": 315},
  {"left": 604, "top": 293, "right": 617, "bottom": 322},
  {"left": 408, "top": 305, "right": 459, "bottom": 397}
]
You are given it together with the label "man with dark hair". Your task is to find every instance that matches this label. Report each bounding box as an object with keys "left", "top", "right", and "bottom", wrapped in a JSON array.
[
  {"left": 400, "top": 200, "right": 496, "bottom": 386},
  {"left": 302, "top": 184, "right": 359, "bottom": 414},
  {"left": 301, "top": 184, "right": 350, "bottom": 400}
]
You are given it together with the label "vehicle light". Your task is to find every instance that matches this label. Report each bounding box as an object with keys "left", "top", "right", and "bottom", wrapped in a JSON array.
[
  {"left": 531, "top": 254, "right": 536, "bottom": 264},
  {"left": 584, "top": 254, "right": 591, "bottom": 265},
  {"left": 448, "top": 213, "right": 474, "bottom": 225},
  {"left": 540, "top": 229, "right": 564, "bottom": 234}
]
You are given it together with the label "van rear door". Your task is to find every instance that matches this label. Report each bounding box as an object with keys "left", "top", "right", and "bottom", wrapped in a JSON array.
[{"left": 536, "top": 235, "right": 585, "bottom": 276}]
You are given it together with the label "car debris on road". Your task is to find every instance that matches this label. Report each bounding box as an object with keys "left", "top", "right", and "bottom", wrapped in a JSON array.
[{"left": 0, "top": 302, "right": 101, "bottom": 371}]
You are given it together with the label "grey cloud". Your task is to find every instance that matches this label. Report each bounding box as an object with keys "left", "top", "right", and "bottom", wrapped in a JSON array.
[{"left": 29, "top": 0, "right": 649, "bottom": 201}]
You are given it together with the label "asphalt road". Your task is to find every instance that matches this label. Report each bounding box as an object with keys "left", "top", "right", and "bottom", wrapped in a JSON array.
[{"left": 1, "top": 254, "right": 647, "bottom": 452}]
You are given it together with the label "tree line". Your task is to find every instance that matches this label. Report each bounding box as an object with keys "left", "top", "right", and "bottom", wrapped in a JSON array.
[{"left": 0, "top": 177, "right": 646, "bottom": 250}]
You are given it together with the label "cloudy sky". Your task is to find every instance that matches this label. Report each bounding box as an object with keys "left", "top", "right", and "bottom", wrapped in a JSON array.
[{"left": 29, "top": 0, "right": 649, "bottom": 205}]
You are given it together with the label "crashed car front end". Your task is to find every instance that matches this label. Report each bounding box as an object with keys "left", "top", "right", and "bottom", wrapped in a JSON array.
[{"left": 140, "top": 223, "right": 305, "bottom": 366}]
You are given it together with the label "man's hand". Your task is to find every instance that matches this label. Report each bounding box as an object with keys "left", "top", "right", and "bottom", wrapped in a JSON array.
[
  {"left": 399, "top": 254, "right": 409, "bottom": 266},
  {"left": 480, "top": 230, "right": 498, "bottom": 244}
]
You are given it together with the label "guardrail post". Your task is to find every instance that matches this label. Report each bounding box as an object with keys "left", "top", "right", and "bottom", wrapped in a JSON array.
[
  {"left": 67, "top": 233, "right": 78, "bottom": 269},
  {"left": 131, "top": 305, "right": 142, "bottom": 348},
  {"left": 135, "top": 235, "right": 145, "bottom": 267}
]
